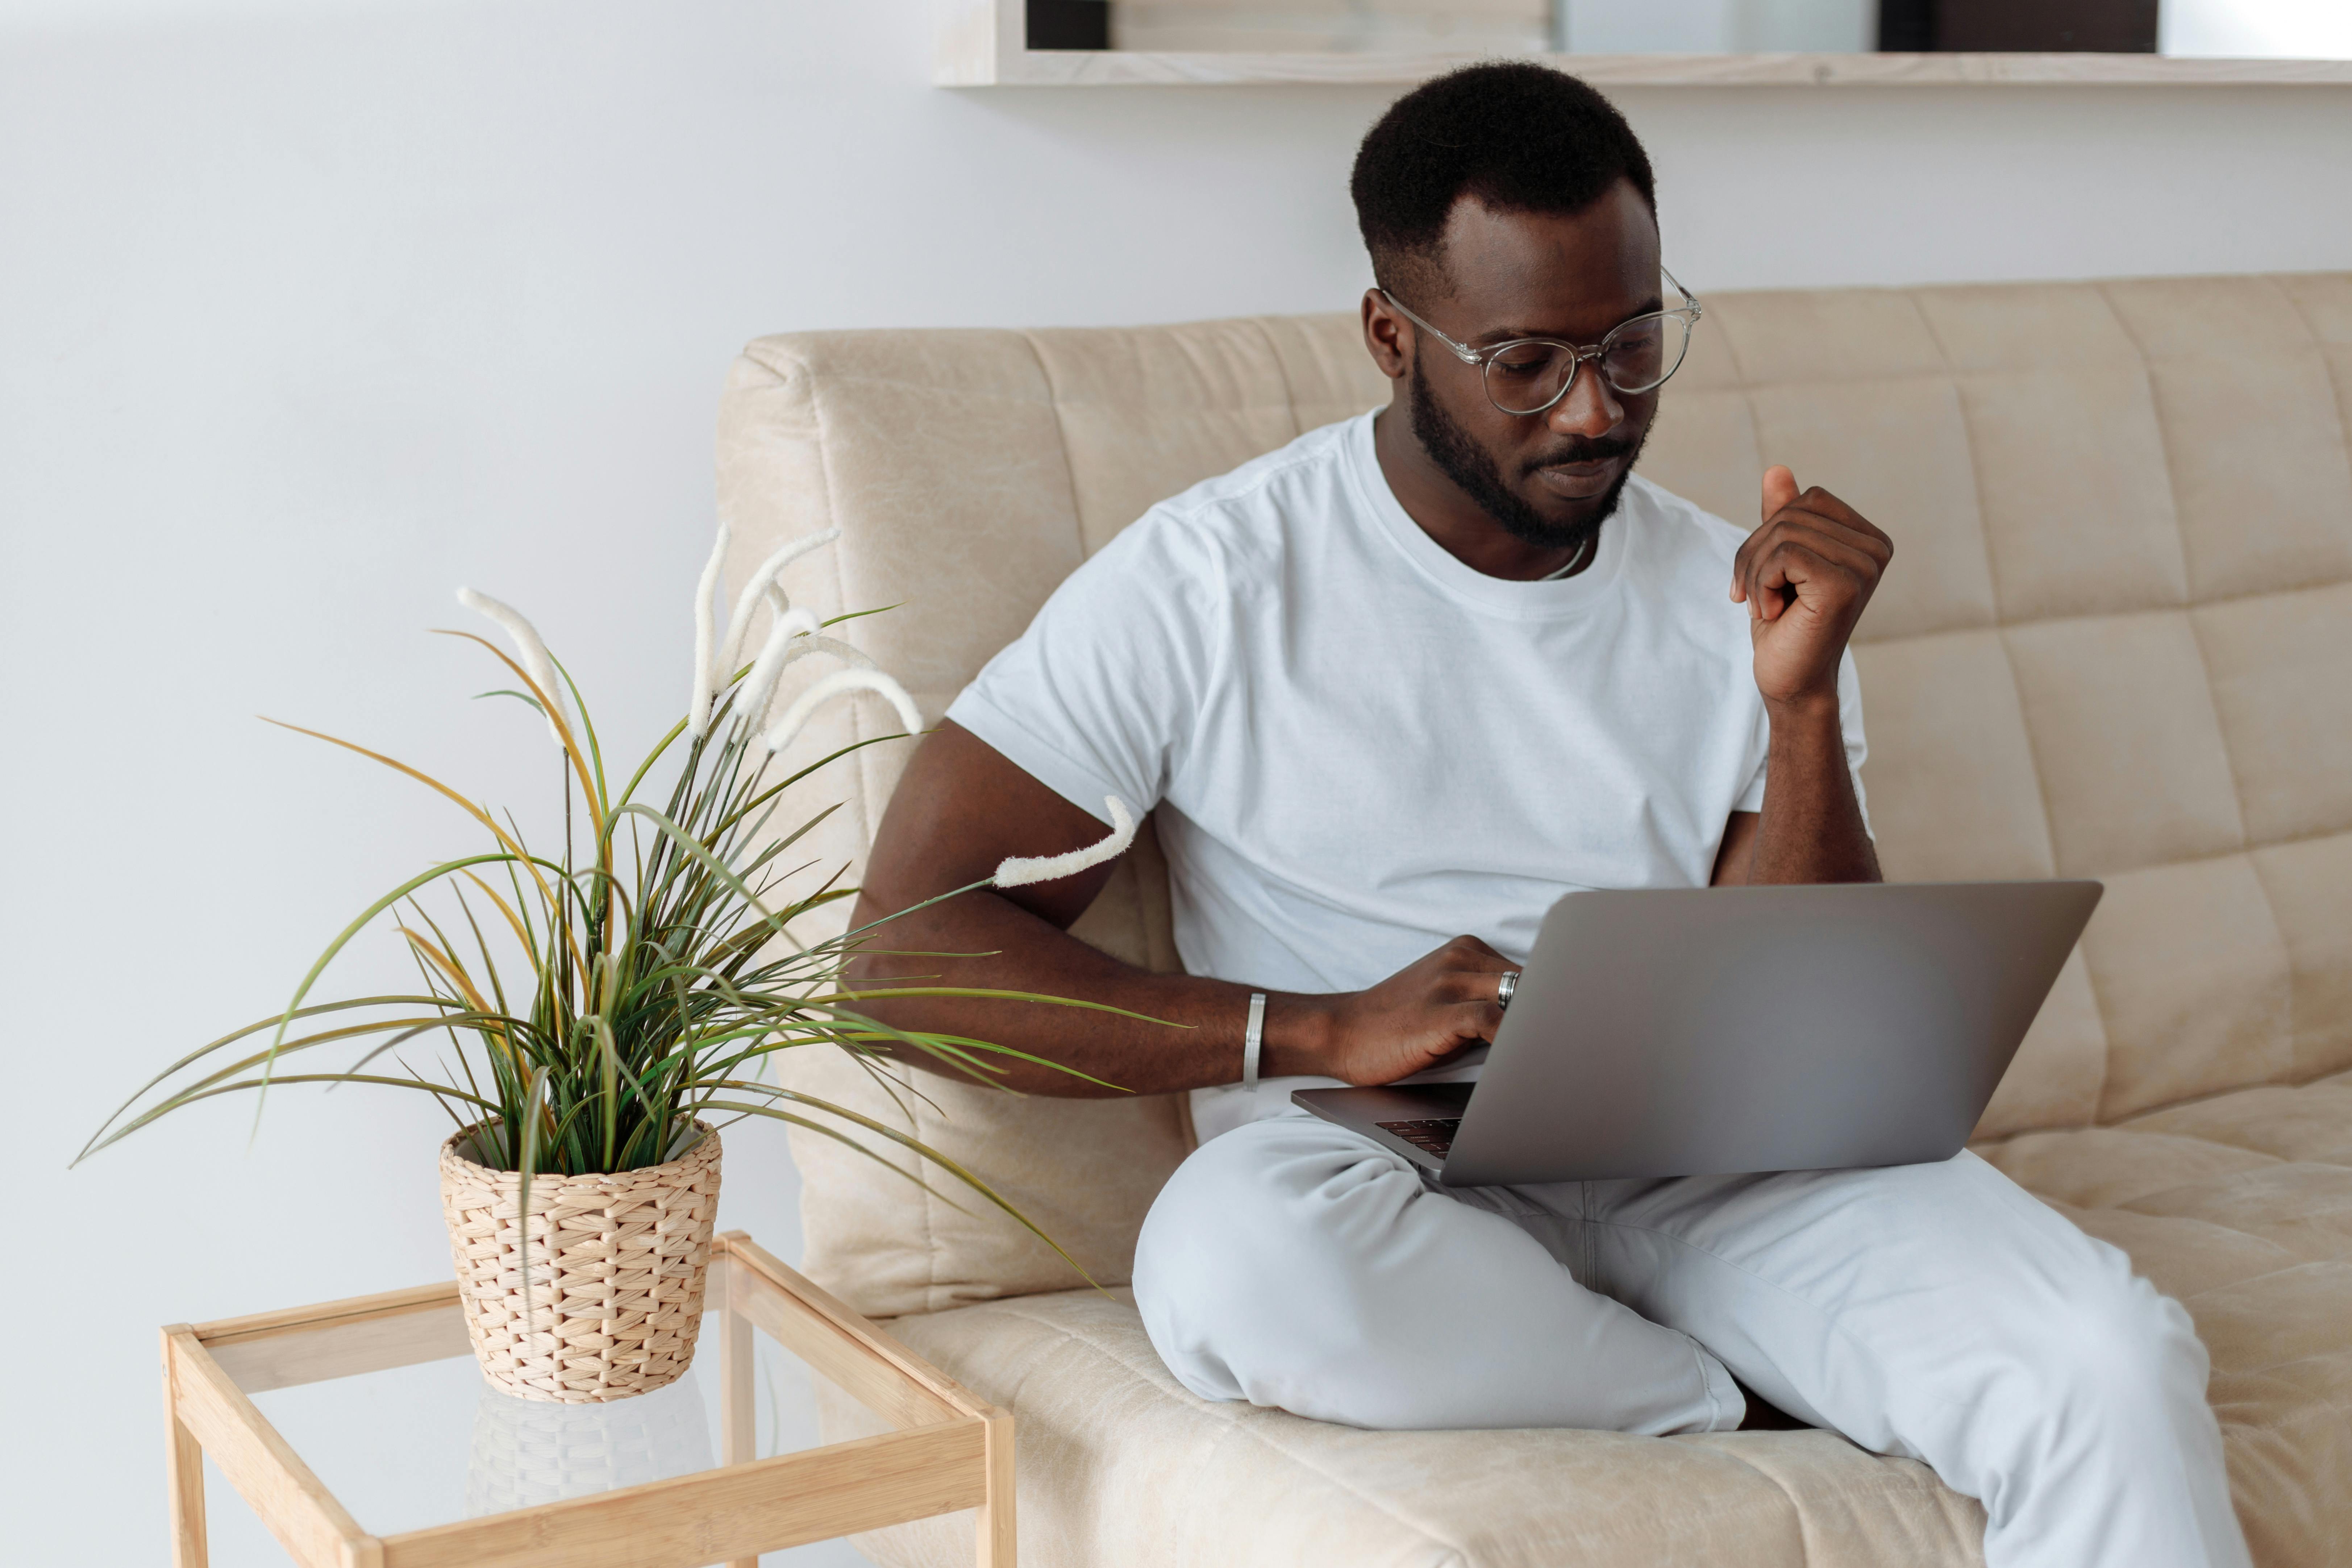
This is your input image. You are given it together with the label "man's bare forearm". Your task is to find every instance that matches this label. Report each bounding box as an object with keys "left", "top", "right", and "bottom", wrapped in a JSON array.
[
  {"left": 1727, "top": 467, "right": 1890, "bottom": 886},
  {"left": 843, "top": 884, "right": 1328, "bottom": 1096},
  {"left": 1745, "top": 696, "right": 1879, "bottom": 885}
]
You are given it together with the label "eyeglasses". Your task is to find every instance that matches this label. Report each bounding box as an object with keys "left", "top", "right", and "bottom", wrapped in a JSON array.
[{"left": 1376, "top": 267, "right": 1703, "bottom": 416}]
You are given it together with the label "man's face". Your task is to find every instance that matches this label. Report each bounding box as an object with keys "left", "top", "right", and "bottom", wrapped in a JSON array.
[{"left": 1399, "top": 181, "right": 1664, "bottom": 552}]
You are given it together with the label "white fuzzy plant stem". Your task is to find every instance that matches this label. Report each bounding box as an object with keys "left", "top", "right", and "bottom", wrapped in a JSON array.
[
  {"left": 456, "top": 588, "right": 569, "bottom": 747},
  {"left": 731, "top": 606, "right": 822, "bottom": 739},
  {"left": 778, "top": 634, "right": 875, "bottom": 675},
  {"left": 686, "top": 520, "right": 731, "bottom": 740},
  {"left": 759, "top": 668, "right": 926, "bottom": 765},
  {"left": 715, "top": 528, "right": 843, "bottom": 681},
  {"left": 993, "top": 797, "right": 1138, "bottom": 887}
]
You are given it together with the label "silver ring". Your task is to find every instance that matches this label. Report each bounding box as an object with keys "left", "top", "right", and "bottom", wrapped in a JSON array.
[{"left": 1496, "top": 970, "right": 1520, "bottom": 1010}]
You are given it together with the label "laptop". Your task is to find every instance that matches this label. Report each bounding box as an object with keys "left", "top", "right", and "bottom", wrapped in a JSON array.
[{"left": 1292, "top": 880, "right": 2102, "bottom": 1186}]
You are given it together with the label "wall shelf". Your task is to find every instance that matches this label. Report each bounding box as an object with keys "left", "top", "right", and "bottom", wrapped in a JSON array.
[{"left": 937, "top": 2, "right": 2352, "bottom": 88}]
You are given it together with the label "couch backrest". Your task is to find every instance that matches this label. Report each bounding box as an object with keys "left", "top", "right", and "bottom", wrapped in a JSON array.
[{"left": 717, "top": 277, "right": 2352, "bottom": 1317}]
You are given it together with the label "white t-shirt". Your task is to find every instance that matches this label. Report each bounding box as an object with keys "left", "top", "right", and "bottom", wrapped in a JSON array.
[{"left": 947, "top": 411, "right": 1867, "bottom": 1143}]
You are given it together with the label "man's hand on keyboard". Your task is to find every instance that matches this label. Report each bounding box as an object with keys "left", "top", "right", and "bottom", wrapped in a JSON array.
[{"left": 1268, "top": 934, "right": 1516, "bottom": 1086}]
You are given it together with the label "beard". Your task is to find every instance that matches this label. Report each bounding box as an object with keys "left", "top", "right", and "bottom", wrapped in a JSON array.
[{"left": 1407, "top": 354, "right": 1646, "bottom": 556}]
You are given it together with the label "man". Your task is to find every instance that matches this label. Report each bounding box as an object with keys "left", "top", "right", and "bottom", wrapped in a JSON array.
[{"left": 846, "top": 63, "right": 2248, "bottom": 1568}]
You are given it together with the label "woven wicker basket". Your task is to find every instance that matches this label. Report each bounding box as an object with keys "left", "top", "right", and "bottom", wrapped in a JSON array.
[{"left": 438, "top": 1122, "right": 723, "bottom": 1404}]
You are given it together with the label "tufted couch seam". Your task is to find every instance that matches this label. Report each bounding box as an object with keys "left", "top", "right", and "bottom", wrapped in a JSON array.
[
  {"left": 2003, "top": 1048, "right": 2352, "bottom": 1143},
  {"left": 1982, "top": 623, "right": 2080, "bottom": 977},
  {"left": 1247, "top": 315, "right": 1308, "bottom": 445},
  {"left": 1016, "top": 329, "right": 1095, "bottom": 567},
  {"left": 2110, "top": 1128, "right": 2348, "bottom": 1176},
  {"left": 2184, "top": 611, "right": 2263, "bottom": 853}
]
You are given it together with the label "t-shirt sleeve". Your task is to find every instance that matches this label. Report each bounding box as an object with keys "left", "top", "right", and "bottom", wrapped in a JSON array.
[
  {"left": 1731, "top": 647, "right": 1872, "bottom": 836},
  {"left": 945, "top": 510, "right": 1221, "bottom": 828}
]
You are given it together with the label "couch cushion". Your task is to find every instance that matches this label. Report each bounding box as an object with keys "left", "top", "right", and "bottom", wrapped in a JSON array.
[
  {"left": 827, "top": 1291, "right": 1987, "bottom": 1568},
  {"left": 827, "top": 1074, "right": 2352, "bottom": 1568}
]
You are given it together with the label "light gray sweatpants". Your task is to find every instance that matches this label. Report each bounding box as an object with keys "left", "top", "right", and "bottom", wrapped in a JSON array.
[{"left": 1132, "top": 1113, "right": 2249, "bottom": 1568}]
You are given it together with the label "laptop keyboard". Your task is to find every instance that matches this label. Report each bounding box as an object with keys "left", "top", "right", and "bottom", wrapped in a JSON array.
[{"left": 1377, "top": 1118, "right": 1461, "bottom": 1157}]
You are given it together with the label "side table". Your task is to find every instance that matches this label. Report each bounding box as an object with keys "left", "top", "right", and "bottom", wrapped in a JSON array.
[{"left": 162, "top": 1230, "right": 1013, "bottom": 1567}]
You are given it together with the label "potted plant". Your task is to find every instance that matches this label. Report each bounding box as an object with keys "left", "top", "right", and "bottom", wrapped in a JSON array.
[{"left": 78, "top": 525, "right": 1137, "bottom": 1403}]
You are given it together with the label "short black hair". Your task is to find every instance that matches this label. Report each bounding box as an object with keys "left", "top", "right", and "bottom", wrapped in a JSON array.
[{"left": 1350, "top": 63, "right": 1655, "bottom": 300}]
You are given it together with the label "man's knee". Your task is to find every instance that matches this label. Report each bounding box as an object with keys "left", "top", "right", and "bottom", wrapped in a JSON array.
[
  {"left": 1134, "top": 1117, "right": 1427, "bottom": 1405},
  {"left": 2057, "top": 1279, "right": 2207, "bottom": 1409},
  {"left": 1135, "top": 1117, "right": 1420, "bottom": 1319},
  {"left": 1898, "top": 1160, "right": 2212, "bottom": 1433},
  {"left": 1990, "top": 1272, "right": 2211, "bottom": 1456}
]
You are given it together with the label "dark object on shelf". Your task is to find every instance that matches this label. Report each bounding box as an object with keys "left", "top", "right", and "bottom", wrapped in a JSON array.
[
  {"left": 1029, "top": 0, "right": 1110, "bottom": 50},
  {"left": 1879, "top": 0, "right": 2159, "bottom": 52}
]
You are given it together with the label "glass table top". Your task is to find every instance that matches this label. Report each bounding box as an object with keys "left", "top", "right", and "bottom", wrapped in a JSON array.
[{"left": 193, "top": 1260, "right": 885, "bottom": 1567}]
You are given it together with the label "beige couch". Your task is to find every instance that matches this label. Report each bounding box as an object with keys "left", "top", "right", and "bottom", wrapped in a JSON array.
[{"left": 716, "top": 275, "right": 2352, "bottom": 1568}]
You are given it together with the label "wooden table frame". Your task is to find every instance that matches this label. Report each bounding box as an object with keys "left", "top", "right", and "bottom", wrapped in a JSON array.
[{"left": 162, "top": 1231, "right": 1014, "bottom": 1568}]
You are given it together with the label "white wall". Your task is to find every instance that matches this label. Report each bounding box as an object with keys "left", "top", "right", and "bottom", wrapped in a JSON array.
[
  {"left": 2165, "top": 0, "right": 2352, "bottom": 56},
  {"left": 1565, "top": 0, "right": 1875, "bottom": 54},
  {"left": 4, "top": 3, "right": 2350, "bottom": 1561}
]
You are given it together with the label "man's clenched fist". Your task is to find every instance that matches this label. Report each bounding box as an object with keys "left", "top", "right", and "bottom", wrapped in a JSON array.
[{"left": 1732, "top": 465, "right": 1893, "bottom": 713}]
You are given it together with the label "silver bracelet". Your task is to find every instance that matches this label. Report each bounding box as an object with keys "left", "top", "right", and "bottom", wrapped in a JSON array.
[{"left": 1243, "top": 991, "right": 1267, "bottom": 1089}]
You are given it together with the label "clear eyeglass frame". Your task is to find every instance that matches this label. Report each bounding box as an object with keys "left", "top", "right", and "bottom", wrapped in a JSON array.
[{"left": 1376, "top": 266, "right": 1704, "bottom": 416}]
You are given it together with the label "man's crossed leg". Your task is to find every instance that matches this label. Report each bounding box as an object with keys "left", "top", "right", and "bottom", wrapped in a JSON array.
[{"left": 1133, "top": 1115, "right": 2250, "bottom": 1568}]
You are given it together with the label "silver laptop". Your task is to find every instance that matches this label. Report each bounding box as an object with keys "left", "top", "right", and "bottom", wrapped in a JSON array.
[{"left": 1293, "top": 880, "right": 2102, "bottom": 1186}]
